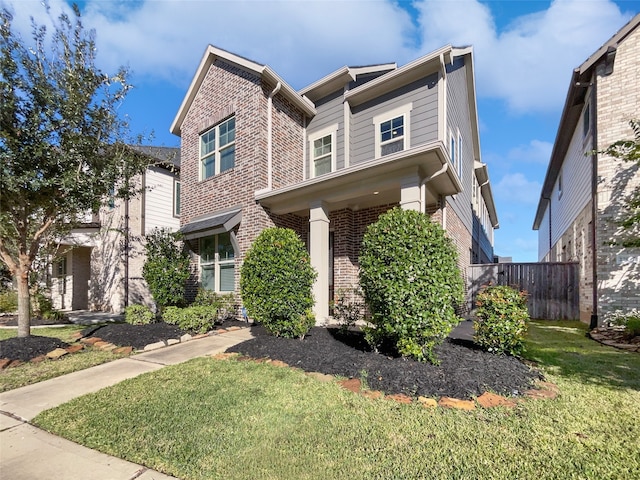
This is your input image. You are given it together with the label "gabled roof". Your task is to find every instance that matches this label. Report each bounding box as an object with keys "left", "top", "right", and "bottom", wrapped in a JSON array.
[
  {"left": 533, "top": 13, "right": 640, "bottom": 230},
  {"left": 170, "top": 45, "right": 316, "bottom": 136},
  {"left": 299, "top": 63, "right": 396, "bottom": 102}
]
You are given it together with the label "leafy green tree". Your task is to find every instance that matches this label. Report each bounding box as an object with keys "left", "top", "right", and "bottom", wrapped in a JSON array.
[
  {"left": 600, "top": 119, "right": 640, "bottom": 247},
  {"left": 359, "top": 207, "right": 464, "bottom": 363},
  {"left": 240, "top": 227, "right": 317, "bottom": 339},
  {"left": 0, "top": 4, "right": 147, "bottom": 337},
  {"left": 142, "top": 228, "right": 190, "bottom": 312}
]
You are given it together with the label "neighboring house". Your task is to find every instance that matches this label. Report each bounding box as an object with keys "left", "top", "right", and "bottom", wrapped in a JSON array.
[
  {"left": 533, "top": 14, "right": 640, "bottom": 325},
  {"left": 51, "top": 146, "right": 181, "bottom": 313},
  {"left": 171, "top": 45, "right": 499, "bottom": 323}
]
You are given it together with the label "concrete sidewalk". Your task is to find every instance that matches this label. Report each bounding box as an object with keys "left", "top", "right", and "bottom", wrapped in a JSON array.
[{"left": 0, "top": 328, "right": 253, "bottom": 480}]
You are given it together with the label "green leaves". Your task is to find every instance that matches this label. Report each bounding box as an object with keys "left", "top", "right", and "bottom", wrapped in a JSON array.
[
  {"left": 358, "top": 207, "right": 464, "bottom": 363},
  {"left": 474, "top": 285, "right": 529, "bottom": 356},
  {"left": 240, "top": 228, "right": 317, "bottom": 339},
  {"left": 142, "top": 228, "right": 190, "bottom": 311}
]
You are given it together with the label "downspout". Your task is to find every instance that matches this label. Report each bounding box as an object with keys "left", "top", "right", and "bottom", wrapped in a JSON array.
[
  {"left": 124, "top": 184, "right": 130, "bottom": 310},
  {"left": 589, "top": 78, "right": 598, "bottom": 330},
  {"left": 266, "top": 82, "right": 282, "bottom": 191}
]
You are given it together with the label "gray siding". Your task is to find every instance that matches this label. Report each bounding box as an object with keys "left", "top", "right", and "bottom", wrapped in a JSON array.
[
  {"left": 446, "top": 58, "right": 474, "bottom": 237},
  {"left": 306, "top": 89, "right": 344, "bottom": 176},
  {"left": 350, "top": 73, "right": 439, "bottom": 166}
]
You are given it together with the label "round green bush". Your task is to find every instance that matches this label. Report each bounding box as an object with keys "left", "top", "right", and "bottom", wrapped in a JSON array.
[
  {"left": 240, "top": 227, "right": 317, "bottom": 339},
  {"left": 358, "top": 207, "right": 464, "bottom": 363},
  {"left": 124, "top": 304, "right": 155, "bottom": 325},
  {"left": 474, "top": 285, "right": 529, "bottom": 356}
]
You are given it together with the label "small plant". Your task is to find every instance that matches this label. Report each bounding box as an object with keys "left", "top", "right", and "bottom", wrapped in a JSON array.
[
  {"left": 162, "top": 305, "right": 218, "bottom": 333},
  {"left": 125, "top": 304, "right": 155, "bottom": 325},
  {"left": 474, "top": 285, "right": 529, "bottom": 356},
  {"left": 331, "top": 286, "right": 366, "bottom": 332},
  {"left": 605, "top": 309, "right": 640, "bottom": 338},
  {"left": 240, "top": 227, "right": 317, "bottom": 339},
  {"left": 192, "top": 289, "right": 236, "bottom": 321},
  {"left": 0, "top": 290, "right": 18, "bottom": 313},
  {"left": 32, "top": 290, "right": 64, "bottom": 321},
  {"left": 358, "top": 207, "right": 464, "bottom": 363}
]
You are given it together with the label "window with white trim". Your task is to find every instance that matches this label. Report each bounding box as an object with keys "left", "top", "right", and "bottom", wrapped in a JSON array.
[
  {"left": 558, "top": 171, "right": 563, "bottom": 199},
  {"left": 200, "top": 116, "right": 235, "bottom": 180},
  {"left": 173, "top": 180, "right": 181, "bottom": 217},
  {"left": 199, "top": 232, "right": 235, "bottom": 292},
  {"left": 373, "top": 103, "right": 412, "bottom": 158},
  {"left": 308, "top": 124, "right": 337, "bottom": 178},
  {"left": 449, "top": 129, "right": 456, "bottom": 167},
  {"left": 457, "top": 130, "right": 463, "bottom": 179}
]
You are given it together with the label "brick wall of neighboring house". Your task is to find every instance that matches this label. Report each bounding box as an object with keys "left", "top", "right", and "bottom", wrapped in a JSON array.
[
  {"left": 179, "top": 60, "right": 306, "bottom": 301},
  {"left": 594, "top": 25, "right": 640, "bottom": 319}
]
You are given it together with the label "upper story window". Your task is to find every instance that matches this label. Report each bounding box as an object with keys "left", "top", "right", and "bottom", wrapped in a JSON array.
[
  {"left": 582, "top": 104, "right": 590, "bottom": 138},
  {"left": 200, "top": 232, "right": 235, "bottom": 292},
  {"left": 457, "top": 131, "right": 463, "bottom": 179},
  {"left": 373, "top": 103, "right": 412, "bottom": 159},
  {"left": 200, "top": 116, "right": 235, "bottom": 180},
  {"left": 173, "top": 180, "right": 181, "bottom": 217},
  {"left": 308, "top": 124, "right": 338, "bottom": 178},
  {"left": 558, "top": 171, "right": 563, "bottom": 200}
]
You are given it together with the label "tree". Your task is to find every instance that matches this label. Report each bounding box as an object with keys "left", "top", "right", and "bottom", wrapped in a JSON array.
[
  {"left": 142, "top": 228, "right": 190, "bottom": 313},
  {"left": 0, "top": 4, "right": 148, "bottom": 337},
  {"left": 600, "top": 119, "right": 640, "bottom": 247}
]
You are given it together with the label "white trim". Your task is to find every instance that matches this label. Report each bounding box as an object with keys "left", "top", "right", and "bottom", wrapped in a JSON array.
[
  {"left": 200, "top": 116, "right": 235, "bottom": 180},
  {"left": 343, "top": 92, "right": 350, "bottom": 168},
  {"left": 372, "top": 102, "right": 413, "bottom": 159},
  {"left": 438, "top": 54, "right": 447, "bottom": 143},
  {"left": 457, "top": 129, "right": 462, "bottom": 180},
  {"left": 308, "top": 123, "right": 339, "bottom": 178}
]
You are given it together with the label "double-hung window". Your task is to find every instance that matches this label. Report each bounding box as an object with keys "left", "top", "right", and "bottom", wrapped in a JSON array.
[
  {"left": 373, "top": 103, "right": 412, "bottom": 158},
  {"left": 200, "top": 232, "right": 235, "bottom": 292},
  {"left": 449, "top": 128, "right": 463, "bottom": 179},
  {"left": 173, "top": 180, "right": 181, "bottom": 217},
  {"left": 308, "top": 124, "right": 338, "bottom": 178},
  {"left": 200, "top": 116, "right": 235, "bottom": 180}
]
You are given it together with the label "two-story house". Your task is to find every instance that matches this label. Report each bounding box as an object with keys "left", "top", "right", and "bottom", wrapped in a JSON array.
[
  {"left": 533, "top": 13, "right": 640, "bottom": 325},
  {"left": 171, "top": 45, "right": 498, "bottom": 322},
  {"left": 51, "top": 146, "right": 181, "bottom": 313}
]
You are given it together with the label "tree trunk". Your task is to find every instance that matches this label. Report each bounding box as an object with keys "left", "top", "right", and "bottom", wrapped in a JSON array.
[{"left": 16, "top": 265, "right": 31, "bottom": 338}]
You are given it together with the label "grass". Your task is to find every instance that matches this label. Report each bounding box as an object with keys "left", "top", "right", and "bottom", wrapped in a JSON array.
[
  {"left": 0, "top": 326, "right": 128, "bottom": 392},
  {"left": 32, "top": 320, "right": 640, "bottom": 480}
]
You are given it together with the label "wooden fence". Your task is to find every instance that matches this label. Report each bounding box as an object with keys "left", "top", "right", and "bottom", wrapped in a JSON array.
[{"left": 467, "top": 262, "right": 580, "bottom": 320}]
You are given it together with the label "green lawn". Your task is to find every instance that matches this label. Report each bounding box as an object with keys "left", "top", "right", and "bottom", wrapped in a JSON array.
[
  {"left": 33, "top": 321, "right": 640, "bottom": 479},
  {"left": 0, "top": 326, "right": 128, "bottom": 392}
]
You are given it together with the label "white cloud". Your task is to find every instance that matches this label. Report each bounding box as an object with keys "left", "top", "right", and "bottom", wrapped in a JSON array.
[
  {"left": 507, "top": 140, "right": 553, "bottom": 164},
  {"left": 413, "top": 0, "right": 632, "bottom": 113},
  {"left": 5, "top": 0, "right": 635, "bottom": 111},
  {"left": 494, "top": 173, "right": 542, "bottom": 206}
]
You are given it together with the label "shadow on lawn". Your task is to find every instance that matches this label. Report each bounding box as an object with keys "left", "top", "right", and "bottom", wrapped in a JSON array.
[{"left": 524, "top": 321, "right": 640, "bottom": 391}]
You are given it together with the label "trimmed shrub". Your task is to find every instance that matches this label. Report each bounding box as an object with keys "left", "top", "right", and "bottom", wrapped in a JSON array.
[
  {"left": 142, "top": 228, "right": 190, "bottom": 312},
  {"left": 192, "top": 289, "right": 236, "bottom": 321},
  {"left": 162, "top": 305, "right": 218, "bottom": 334},
  {"left": 125, "top": 304, "right": 155, "bottom": 325},
  {"left": 358, "top": 207, "right": 464, "bottom": 363},
  {"left": 474, "top": 285, "right": 528, "bottom": 356},
  {"left": 240, "top": 227, "right": 317, "bottom": 339},
  {"left": 606, "top": 309, "right": 640, "bottom": 338}
]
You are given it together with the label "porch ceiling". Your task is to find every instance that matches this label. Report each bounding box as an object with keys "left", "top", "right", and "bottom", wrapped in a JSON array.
[{"left": 256, "top": 141, "right": 460, "bottom": 215}]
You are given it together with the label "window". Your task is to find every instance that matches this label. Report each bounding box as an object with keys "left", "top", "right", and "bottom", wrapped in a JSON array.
[
  {"left": 173, "top": 180, "right": 181, "bottom": 217},
  {"left": 200, "top": 116, "right": 235, "bottom": 180},
  {"left": 583, "top": 104, "right": 590, "bottom": 137},
  {"left": 200, "top": 232, "right": 235, "bottom": 292},
  {"left": 558, "top": 171, "right": 563, "bottom": 199},
  {"left": 56, "top": 256, "right": 67, "bottom": 277},
  {"left": 450, "top": 129, "right": 456, "bottom": 167},
  {"left": 308, "top": 124, "right": 337, "bottom": 178},
  {"left": 373, "top": 103, "right": 412, "bottom": 158},
  {"left": 457, "top": 131, "right": 463, "bottom": 179}
]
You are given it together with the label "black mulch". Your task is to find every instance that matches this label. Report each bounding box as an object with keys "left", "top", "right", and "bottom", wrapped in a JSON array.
[
  {"left": 0, "top": 336, "right": 70, "bottom": 362},
  {"left": 80, "top": 322, "right": 189, "bottom": 350},
  {"left": 228, "top": 326, "right": 542, "bottom": 400}
]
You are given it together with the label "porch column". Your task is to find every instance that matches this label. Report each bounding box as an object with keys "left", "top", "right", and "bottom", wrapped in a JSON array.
[
  {"left": 309, "top": 201, "right": 330, "bottom": 323},
  {"left": 400, "top": 173, "right": 422, "bottom": 212}
]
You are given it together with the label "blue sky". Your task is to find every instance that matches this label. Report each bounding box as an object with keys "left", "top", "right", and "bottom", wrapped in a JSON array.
[{"left": 5, "top": 0, "right": 640, "bottom": 262}]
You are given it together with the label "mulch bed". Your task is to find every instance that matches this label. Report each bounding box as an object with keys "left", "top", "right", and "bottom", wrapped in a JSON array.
[
  {"left": 228, "top": 325, "right": 542, "bottom": 399},
  {"left": 1, "top": 319, "right": 543, "bottom": 400}
]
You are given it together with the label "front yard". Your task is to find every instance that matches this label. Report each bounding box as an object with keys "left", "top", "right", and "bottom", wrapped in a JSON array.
[{"left": 32, "top": 321, "right": 640, "bottom": 480}]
